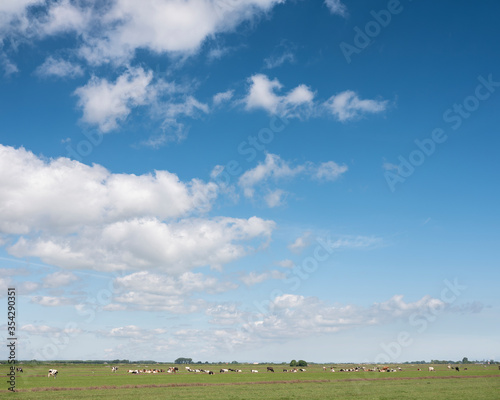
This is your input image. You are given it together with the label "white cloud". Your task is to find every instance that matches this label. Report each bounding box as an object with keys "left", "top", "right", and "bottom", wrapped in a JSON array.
[
  {"left": 264, "top": 189, "right": 287, "bottom": 208},
  {"left": 30, "top": 295, "right": 74, "bottom": 307},
  {"left": 74, "top": 67, "right": 154, "bottom": 132},
  {"left": 288, "top": 231, "right": 311, "bottom": 253},
  {"left": 0, "top": 144, "right": 218, "bottom": 234},
  {"left": 116, "top": 271, "right": 236, "bottom": 295},
  {"left": 100, "top": 325, "right": 167, "bottom": 341},
  {"left": 21, "top": 324, "right": 59, "bottom": 335},
  {"left": 244, "top": 75, "right": 389, "bottom": 122},
  {"left": 263, "top": 51, "right": 295, "bottom": 69},
  {"left": 238, "top": 154, "right": 347, "bottom": 203},
  {"left": 244, "top": 74, "right": 314, "bottom": 117},
  {"left": 0, "top": 53, "right": 18, "bottom": 76},
  {"left": 239, "top": 270, "right": 286, "bottom": 286},
  {"left": 0, "top": 145, "right": 275, "bottom": 274},
  {"left": 382, "top": 161, "right": 399, "bottom": 171},
  {"left": 10, "top": 216, "right": 275, "bottom": 274},
  {"left": 35, "top": 56, "right": 84, "bottom": 78},
  {"left": 314, "top": 161, "right": 348, "bottom": 181},
  {"left": 77, "top": 0, "right": 285, "bottom": 65},
  {"left": 240, "top": 294, "right": 450, "bottom": 340},
  {"left": 1, "top": 1, "right": 287, "bottom": 68},
  {"left": 206, "top": 304, "right": 245, "bottom": 326},
  {"left": 213, "top": 89, "right": 234, "bottom": 106},
  {"left": 276, "top": 259, "right": 294, "bottom": 268},
  {"left": 43, "top": 271, "right": 79, "bottom": 288},
  {"left": 34, "top": 0, "right": 91, "bottom": 36},
  {"left": 324, "top": 90, "right": 388, "bottom": 122},
  {"left": 324, "top": 0, "right": 348, "bottom": 17},
  {"left": 238, "top": 153, "right": 305, "bottom": 198}
]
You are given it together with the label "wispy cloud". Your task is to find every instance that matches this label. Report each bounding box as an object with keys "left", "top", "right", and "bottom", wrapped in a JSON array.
[
  {"left": 324, "top": 0, "right": 348, "bottom": 17},
  {"left": 324, "top": 90, "right": 388, "bottom": 122},
  {"left": 35, "top": 57, "right": 84, "bottom": 79}
]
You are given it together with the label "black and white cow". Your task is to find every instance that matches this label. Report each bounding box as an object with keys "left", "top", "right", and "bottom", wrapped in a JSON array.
[
  {"left": 267, "top": 367, "right": 274, "bottom": 372},
  {"left": 48, "top": 369, "right": 58, "bottom": 378}
]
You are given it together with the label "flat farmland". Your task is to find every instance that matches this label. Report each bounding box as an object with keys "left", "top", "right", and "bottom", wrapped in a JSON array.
[{"left": 2, "top": 363, "right": 499, "bottom": 399}]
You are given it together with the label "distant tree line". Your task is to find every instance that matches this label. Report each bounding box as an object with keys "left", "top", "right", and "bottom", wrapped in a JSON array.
[
  {"left": 290, "top": 359, "right": 308, "bottom": 367},
  {"left": 174, "top": 357, "right": 193, "bottom": 364}
]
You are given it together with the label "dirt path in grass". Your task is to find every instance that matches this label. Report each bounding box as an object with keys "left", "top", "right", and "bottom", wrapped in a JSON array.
[{"left": 5, "top": 374, "right": 500, "bottom": 393}]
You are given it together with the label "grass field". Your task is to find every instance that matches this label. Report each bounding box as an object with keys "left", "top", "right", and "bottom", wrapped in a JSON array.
[{"left": 2, "top": 363, "right": 499, "bottom": 399}]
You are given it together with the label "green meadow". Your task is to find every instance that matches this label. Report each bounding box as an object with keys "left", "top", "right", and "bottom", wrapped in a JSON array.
[{"left": 2, "top": 363, "right": 499, "bottom": 399}]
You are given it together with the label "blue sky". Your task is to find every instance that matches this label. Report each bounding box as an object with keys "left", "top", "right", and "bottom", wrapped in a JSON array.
[{"left": 0, "top": 0, "right": 499, "bottom": 363}]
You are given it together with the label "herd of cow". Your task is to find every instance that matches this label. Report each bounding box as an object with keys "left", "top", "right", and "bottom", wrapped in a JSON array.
[{"left": 39, "top": 363, "right": 487, "bottom": 378}]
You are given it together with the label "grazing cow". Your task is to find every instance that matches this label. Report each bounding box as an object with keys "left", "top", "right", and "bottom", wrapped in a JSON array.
[
  {"left": 251, "top": 370, "right": 258, "bottom": 373},
  {"left": 16, "top": 367, "right": 23, "bottom": 373},
  {"left": 455, "top": 367, "right": 460, "bottom": 371},
  {"left": 267, "top": 367, "right": 274, "bottom": 373},
  {"left": 111, "top": 367, "right": 118, "bottom": 372},
  {"left": 428, "top": 367, "right": 435, "bottom": 371},
  {"left": 299, "top": 368, "right": 306, "bottom": 372},
  {"left": 48, "top": 369, "right": 58, "bottom": 378},
  {"left": 208, "top": 371, "right": 214, "bottom": 375},
  {"left": 220, "top": 368, "right": 228, "bottom": 373},
  {"left": 331, "top": 368, "right": 335, "bottom": 372},
  {"left": 128, "top": 370, "right": 139, "bottom": 374},
  {"left": 283, "top": 369, "right": 288, "bottom": 372}
]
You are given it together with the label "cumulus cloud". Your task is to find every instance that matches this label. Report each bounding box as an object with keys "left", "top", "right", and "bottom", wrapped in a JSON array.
[
  {"left": 0, "top": 145, "right": 275, "bottom": 274},
  {"left": 244, "top": 74, "right": 314, "bottom": 117},
  {"left": 74, "top": 67, "right": 154, "bottom": 132},
  {"left": 76, "top": 0, "right": 285, "bottom": 65},
  {"left": 33, "top": 0, "right": 92, "bottom": 37},
  {"left": 0, "top": 144, "right": 217, "bottom": 234},
  {"left": 243, "top": 75, "right": 389, "bottom": 122},
  {"left": 2, "top": 0, "right": 286, "bottom": 65},
  {"left": 324, "top": 90, "right": 388, "bottom": 122}
]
